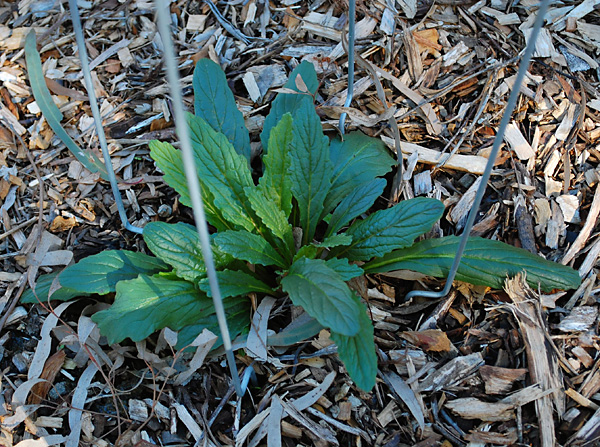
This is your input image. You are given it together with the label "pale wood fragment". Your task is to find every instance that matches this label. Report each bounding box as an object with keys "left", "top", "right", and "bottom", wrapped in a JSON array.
[
  {"left": 557, "top": 306, "right": 598, "bottom": 332},
  {"left": 417, "top": 352, "right": 484, "bottom": 392},
  {"left": 504, "top": 122, "right": 535, "bottom": 160},
  {"left": 381, "top": 136, "right": 488, "bottom": 174},
  {"left": 562, "top": 183, "right": 600, "bottom": 264},
  {"left": 448, "top": 177, "right": 482, "bottom": 231}
]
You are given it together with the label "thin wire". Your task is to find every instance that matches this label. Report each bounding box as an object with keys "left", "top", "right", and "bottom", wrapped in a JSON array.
[
  {"left": 154, "top": 0, "right": 242, "bottom": 396},
  {"left": 338, "top": 0, "right": 355, "bottom": 134},
  {"left": 406, "top": 0, "right": 550, "bottom": 300},
  {"left": 68, "top": 0, "right": 143, "bottom": 235}
]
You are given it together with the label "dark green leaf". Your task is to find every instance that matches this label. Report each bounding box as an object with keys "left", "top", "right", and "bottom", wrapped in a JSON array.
[
  {"left": 323, "top": 132, "right": 394, "bottom": 215},
  {"left": 193, "top": 59, "right": 251, "bottom": 161},
  {"left": 259, "top": 113, "right": 294, "bottom": 217},
  {"left": 199, "top": 270, "right": 273, "bottom": 298},
  {"left": 363, "top": 236, "right": 582, "bottom": 292},
  {"left": 324, "top": 258, "right": 364, "bottom": 281},
  {"left": 92, "top": 275, "right": 214, "bottom": 344},
  {"left": 176, "top": 298, "right": 249, "bottom": 350},
  {"left": 245, "top": 186, "right": 294, "bottom": 252},
  {"left": 25, "top": 31, "right": 108, "bottom": 179},
  {"left": 149, "top": 140, "right": 232, "bottom": 231},
  {"left": 143, "top": 222, "right": 232, "bottom": 282},
  {"left": 326, "top": 178, "right": 386, "bottom": 237},
  {"left": 214, "top": 230, "right": 287, "bottom": 268},
  {"left": 187, "top": 114, "right": 258, "bottom": 231},
  {"left": 59, "top": 250, "right": 167, "bottom": 295},
  {"left": 281, "top": 257, "right": 361, "bottom": 337},
  {"left": 289, "top": 100, "right": 333, "bottom": 243},
  {"left": 330, "top": 304, "right": 377, "bottom": 391},
  {"left": 261, "top": 61, "right": 319, "bottom": 149},
  {"left": 268, "top": 313, "right": 324, "bottom": 347},
  {"left": 21, "top": 272, "right": 91, "bottom": 304},
  {"left": 334, "top": 197, "right": 444, "bottom": 261}
]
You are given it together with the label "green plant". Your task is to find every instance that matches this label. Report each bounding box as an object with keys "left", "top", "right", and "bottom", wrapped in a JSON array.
[{"left": 22, "top": 61, "right": 581, "bottom": 391}]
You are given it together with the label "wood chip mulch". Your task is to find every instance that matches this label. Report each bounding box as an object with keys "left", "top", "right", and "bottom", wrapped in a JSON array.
[{"left": 1, "top": 0, "right": 600, "bottom": 446}]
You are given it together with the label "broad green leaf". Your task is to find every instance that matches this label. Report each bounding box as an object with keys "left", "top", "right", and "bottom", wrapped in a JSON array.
[
  {"left": 331, "top": 303, "right": 377, "bottom": 391},
  {"left": 199, "top": 270, "right": 273, "bottom": 298},
  {"left": 193, "top": 59, "right": 251, "bottom": 162},
  {"left": 281, "top": 257, "right": 361, "bottom": 337},
  {"left": 363, "top": 236, "right": 582, "bottom": 292},
  {"left": 323, "top": 132, "right": 395, "bottom": 215},
  {"left": 92, "top": 275, "right": 214, "bottom": 344},
  {"left": 259, "top": 113, "right": 294, "bottom": 217},
  {"left": 187, "top": 113, "right": 258, "bottom": 231},
  {"left": 176, "top": 298, "right": 250, "bottom": 350},
  {"left": 333, "top": 197, "right": 444, "bottom": 261},
  {"left": 143, "top": 222, "right": 232, "bottom": 282},
  {"left": 214, "top": 230, "right": 287, "bottom": 268},
  {"left": 326, "top": 178, "right": 387, "bottom": 237},
  {"left": 149, "top": 141, "right": 232, "bottom": 231},
  {"left": 324, "top": 258, "right": 364, "bottom": 281},
  {"left": 261, "top": 61, "right": 319, "bottom": 149},
  {"left": 25, "top": 31, "right": 108, "bottom": 179},
  {"left": 21, "top": 272, "right": 91, "bottom": 304},
  {"left": 289, "top": 100, "right": 333, "bottom": 244},
  {"left": 245, "top": 186, "right": 294, "bottom": 252},
  {"left": 58, "top": 250, "right": 167, "bottom": 295}
]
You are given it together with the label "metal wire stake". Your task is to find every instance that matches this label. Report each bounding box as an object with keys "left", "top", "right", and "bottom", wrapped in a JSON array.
[
  {"left": 338, "top": 0, "right": 355, "bottom": 134},
  {"left": 406, "top": 0, "right": 550, "bottom": 301},
  {"left": 68, "top": 0, "right": 143, "bottom": 235},
  {"left": 154, "top": 0, "right": 243, "bottom": 396}
]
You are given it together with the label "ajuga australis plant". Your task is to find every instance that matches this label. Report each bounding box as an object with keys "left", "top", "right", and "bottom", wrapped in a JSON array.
[{"left": 23, "top": 60, "right": 581, "bottom": 391}]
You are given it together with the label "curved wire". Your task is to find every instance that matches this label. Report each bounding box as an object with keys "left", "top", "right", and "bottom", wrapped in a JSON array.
[
  {"left": 406, "top": 0, "right": 550, "bottom": 300},
  {"left": 68, "top": 0, "right": 143, "bottom": 235}
]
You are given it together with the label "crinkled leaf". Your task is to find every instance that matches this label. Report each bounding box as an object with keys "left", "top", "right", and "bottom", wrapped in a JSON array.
[
  {"left": 320, "top": 234, "right": 353, "bottom": 248},
  {"left": 193, "top": 59, "right": 251, "bottom": 162},
  {"left": 21, "top": 272, "right": 91, "bottom": 304},
  {"left": 149, "top": 140, "right": 231, "bottom": 231},
  {"left": 259, "top": 113, "right": 294, "bottom": 217},
  {"left": 187, "top": 113, "right": 258, "bottom": 231},
  {"left": 143, "top": 222, "right": 232, "bottom": 282},
  {"left": 92, "top": 275, "right": 214, "bottom": 344},
  {"left": 324, "top": 258, "right": 364, "bottom": 281},
  {"left": 25, "top": 31, "right": 108, "bottom": 179},
  {"left": 334, "top": 197, "right": 444, "bottom": 261},
  {"left": 331, "top": 305, "right": 377, "bottom": 391},
  {"left": 289, "top": 99, "right": 333, "bottom": 244},
  {"left": 58, "top": 250, "right": 167, "bottom": 295},
  {"left": 363, "top": 236, "right": 582, "bottom": 292},
  {"left": 323, "top": 132, "right": 394, "bottom": 216},
  {"left": 214, "top": 230, "right": 287, "bottom": 268},
  {"left": 326, "top": 178, "right": 387, "bottom": 237},
  {"left": 176, "top": 298, "right": 250, "bottom": 350},
  {"left": 281, "top": 257, "right": 361, "bottom": 337},
  {"left": 199, "top": 270, "right": 273, "bottom": 298},
  {"left": 245, "top": 186, "right": 294, "bottom": 253},
  {"left": 261, "top": 61, "right": 319, "bottom": 149}
]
